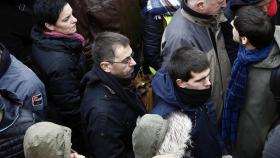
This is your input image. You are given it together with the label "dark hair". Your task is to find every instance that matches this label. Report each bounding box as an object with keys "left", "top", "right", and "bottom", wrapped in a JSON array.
[
  {"left": 33, "top": 0, "right": 67, "bottom": 30},
  {"left": 234, "top": 5, "right": 275, "bottom": 50},
  {"left": 91, "top": 32, "right": 130, "bottom": 63},
  {"left": 167, "top": 47, "right": 210, "bottom": 82}
]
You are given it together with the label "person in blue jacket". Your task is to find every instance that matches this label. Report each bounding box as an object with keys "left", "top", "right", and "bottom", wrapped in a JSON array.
[
  {"left": 0, "top": 42, "right": 46, "bottom": 120},
  {"left": 152, "top": 47, "right": 228, "bottom": 158},
  {"left": 0, "top": 89, "right": 36, "bottom": 158}
]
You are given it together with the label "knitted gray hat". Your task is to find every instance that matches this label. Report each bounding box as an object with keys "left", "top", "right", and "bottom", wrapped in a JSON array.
[{"left": 132, "top": 114, "right": 169, "bottom": 158}]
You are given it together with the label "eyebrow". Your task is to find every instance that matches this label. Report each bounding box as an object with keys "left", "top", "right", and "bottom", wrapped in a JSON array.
[
  {"left": 195, "top": 74, "right": 209, "bottom": 82},
  {"left": 62, "top": 14, "right": 71, "bottom": 21},
  {"left": 119, "top": 51, "right": 133, "bottom": 61},
  {"left": 62, "top": 9, "right": 73, "bottom": 21}
]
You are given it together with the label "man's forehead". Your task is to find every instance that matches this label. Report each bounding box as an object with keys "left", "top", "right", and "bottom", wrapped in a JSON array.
[
  {"left": 113, "top": 45, "right": 131, "bottom": 58},
  {"left": 191, "top": 68, "right": 210, "bottom": 77}
]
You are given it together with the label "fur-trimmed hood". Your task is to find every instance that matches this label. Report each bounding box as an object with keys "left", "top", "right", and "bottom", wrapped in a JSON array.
[{"left": 132, "top": 112, "right": 192, "bottom": 158}]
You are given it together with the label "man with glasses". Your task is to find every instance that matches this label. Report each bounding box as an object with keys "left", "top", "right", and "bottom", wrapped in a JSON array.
[{"left": 80, "top": 32, "right": 147, "bottom": 158}]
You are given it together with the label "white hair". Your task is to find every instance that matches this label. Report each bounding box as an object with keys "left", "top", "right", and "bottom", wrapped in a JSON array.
[
  {"left": 156, "top": 112, "right": 193, "bottom": 158},
  {"left": 186, "top": 0, "right": 208, "bottom": 8}
]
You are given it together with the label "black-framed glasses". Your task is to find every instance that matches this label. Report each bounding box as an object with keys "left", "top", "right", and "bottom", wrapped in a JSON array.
[{"left": 107, "top": 51, "right": 135, "bottom": 64}]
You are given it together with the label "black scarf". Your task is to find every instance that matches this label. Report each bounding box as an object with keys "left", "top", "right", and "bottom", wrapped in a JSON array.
[
  {"left": 0, "top": 44, "right": 11, "bottom": 78},
  {"left": 83, "top": 65, "right": 147, "bottom": 115},
  {"left": 175, "top": 85, "right": 211, "bottom": 107}
]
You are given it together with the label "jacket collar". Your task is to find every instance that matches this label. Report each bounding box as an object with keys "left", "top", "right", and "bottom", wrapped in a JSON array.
[
  {"left": 0, "top": 44, "right": 11, "bottom": 78},
  {"left": 82, "top": 65, "right": 147, "bottom": 115},
  {"left": 181, "top": 1, "right": 227, "bottom": 27},
  {"left": 31, "top": 26, "right": 83, "bottom": 54},
  {"left": 253, "top": 26, "right": 280, "bottom": 69},
  {"left": 181, "top": 0, "right": 212, "bottom": 19}
]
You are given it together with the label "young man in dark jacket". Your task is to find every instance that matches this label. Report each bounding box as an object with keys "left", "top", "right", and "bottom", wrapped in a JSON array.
[
  {"left": 222, "top": 6, "right": 280, "bottom": 158},
  {"left": 0, "top": 89, "right": 36, "bottom": 158},
  {"left": 81, "top": 32, "right": 147, "bottom": 158},
  {"left": 152, "top": 47, "right": 229, "bottom": 158},
  {"left": 161, "top": 0, "right": 231, "bottom": 122}
]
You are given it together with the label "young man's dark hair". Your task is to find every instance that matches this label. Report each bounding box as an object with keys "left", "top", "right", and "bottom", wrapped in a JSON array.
[
  {"left": 167, "top": 47, "right": 210, "bottom": 82},
  {"left": 91, "top": 32, "right": 130, "bottom": 63},
  {"left": 233, "top": 5, "right": 275, "bottom": 50},
  {"left": 33, "top": 0, "right": 67, "bottom": 30}
]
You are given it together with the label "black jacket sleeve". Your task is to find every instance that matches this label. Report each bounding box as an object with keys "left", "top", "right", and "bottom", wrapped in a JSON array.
[
  {"left": 48, "top": 55, "right": 85, "bottom": 125},
  {"left": 143, "top": 13, "right": 164, "bottom": 70}
]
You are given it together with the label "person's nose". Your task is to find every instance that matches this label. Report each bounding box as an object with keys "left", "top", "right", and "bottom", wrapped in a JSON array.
[
  {"left": 204, "top": 78, "right": 211, "bottom": 87},
  {"left": 71, "top": 15, "right": 77, "bottom": 23},
  {"left": 129, "top": 57, "right": 137, "bottom": 66},
  {"left": 230, "top": 20, "right": 234, "bottom": 27},
  {"left": 221, "top": 0, "right": 227, "bottom": 8}
]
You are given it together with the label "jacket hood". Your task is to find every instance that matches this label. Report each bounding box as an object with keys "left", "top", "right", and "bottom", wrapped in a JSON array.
[
  {"left": 253, "top": 26, "right": 280, "bottom": 69},
  {"left": 152, "top": 68, "right": 180, "bottom": 108},
  {"left": 132, "top": 112, "right": 192, "bottom": 158},
  {"left": 24, "top": 122, "right": 72, "bottom": 158},
  {"left": 31, "top": 26, "right": 83, "bottom": 54},
  {"left": 81, "top": 65, "right": 101, "bottom": 87}
]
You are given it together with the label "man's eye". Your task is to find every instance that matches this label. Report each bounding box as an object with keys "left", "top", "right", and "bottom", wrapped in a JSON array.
[{"left": 123, "top": 57, "right": 131, "bottom": 63}]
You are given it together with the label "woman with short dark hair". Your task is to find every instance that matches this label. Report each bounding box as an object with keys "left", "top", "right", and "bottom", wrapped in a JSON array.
[{"left": 31, "top": 0, "right": 87, "bottom": 153}]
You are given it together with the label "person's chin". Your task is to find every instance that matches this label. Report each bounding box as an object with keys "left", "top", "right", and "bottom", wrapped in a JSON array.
[
  {"left": 125, "top": 69, "right": 136, "bottom": 79},
  {"left": 73, "top": 28, "right": 77, "bottom": 33},
  {"left": 70, "top": 26, "right": 77, "bottom": 33}
]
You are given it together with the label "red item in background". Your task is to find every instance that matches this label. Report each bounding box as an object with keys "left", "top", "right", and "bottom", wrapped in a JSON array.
[{"left": 267, "top": 0, "right": 278, "bottom": 16}]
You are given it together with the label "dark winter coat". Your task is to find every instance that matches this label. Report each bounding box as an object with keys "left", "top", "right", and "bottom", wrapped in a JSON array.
[
  {"left": 151, "top": 68, "right": 225, "bottom": 158},
  {"left": 142, "top": 12, "right": 164, "bottom": 71},
  {"left": 0, "top": 0, "right": 35, "bottom": 65},
  {"left": 81, "top": 65, "right": 146, "bottom": 158},
  {"left": 0, "top": 89, "right": 36, "bottom": 158},
  {"left": 31, "top": 26, "right": 87, "bottom": 152},
  {"left": 31, "top": 26, "right": 87, "bottom": 125}
]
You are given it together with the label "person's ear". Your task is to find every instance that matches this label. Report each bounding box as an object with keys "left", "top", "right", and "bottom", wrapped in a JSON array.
[
  {"left": 176, "top": 79, "right": 188, "bottom": 88},
  {"left": 45, "top": 23, "right": 55, "bottom": 31},
  {"left": 241, "top": 36, "right": 249, "bottom": 45},
  {"left": 196, "top": 0, "right": 206, "bottom": 11},
  {"left": 100, "top": 62, "right": 112, "bottom": 73}
]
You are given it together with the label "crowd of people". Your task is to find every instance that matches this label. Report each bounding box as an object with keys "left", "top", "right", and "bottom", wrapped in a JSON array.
[{"left": 0, "top": 0, "right": 280, "bottom": 158}]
